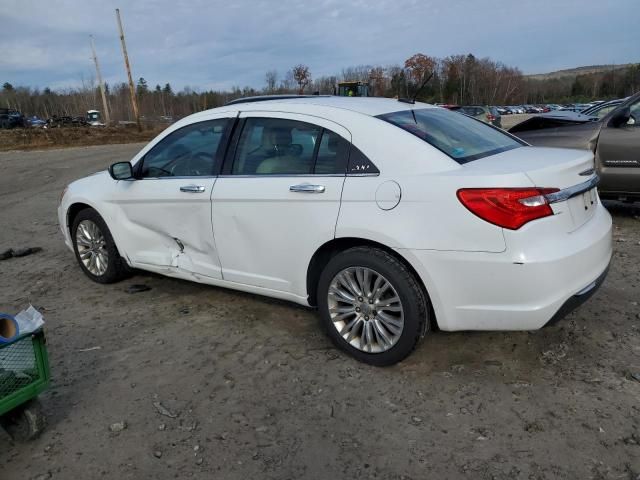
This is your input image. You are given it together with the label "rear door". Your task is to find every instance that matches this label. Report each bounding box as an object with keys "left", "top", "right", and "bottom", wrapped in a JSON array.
[
  {"left": 596, "top": 96, "right": 640, "bottom": 196},
  {"left": 211, "top": 112, "right": 351, "bottom": 298}
]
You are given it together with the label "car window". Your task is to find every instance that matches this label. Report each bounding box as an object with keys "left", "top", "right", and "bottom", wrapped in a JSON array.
[
  {"left": 140, "top": 119, "right": 228, "bottom": 177},
  {"left": 588, "top": 104, "right": 618, "bottom": 119},
  {"left": 314, "top": 130, "right": 350, "bottom": 174},
  {"left": 378, "top": 108, "right": 524, "bottom": 164},
  {"left": 232, "top": 118, "right": 323, "bottom": 175}
]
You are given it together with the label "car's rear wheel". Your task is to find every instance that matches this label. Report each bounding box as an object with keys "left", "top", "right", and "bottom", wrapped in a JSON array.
[
  {"left": 71, "top": 208, "right": 130, "bottom": 284},
  {"left": 317, "top": 246, "right": 430, "bottom": 366}
]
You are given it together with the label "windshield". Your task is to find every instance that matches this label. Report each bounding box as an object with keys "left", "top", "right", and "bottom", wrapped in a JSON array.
[{"left": 377, "top": 108, "right": 524, "bottom": 164}]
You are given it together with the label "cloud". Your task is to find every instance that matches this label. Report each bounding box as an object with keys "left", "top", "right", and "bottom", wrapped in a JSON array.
[{"left": 0, "top": 0, "right": 637, "bottom": 90}]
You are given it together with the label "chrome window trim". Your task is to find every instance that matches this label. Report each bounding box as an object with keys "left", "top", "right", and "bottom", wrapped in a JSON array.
[
  {"left": 215, "top": 173, "right": 380, "bottom": 178},
  {"left": 544, "top": 175, "right": 599, "bottom": 204},
  {"left": 137, "top": 175, "right": 218, "bottom": 180},
  {"left": 217, "top": 174, "right": 346, "bottom": 178}
]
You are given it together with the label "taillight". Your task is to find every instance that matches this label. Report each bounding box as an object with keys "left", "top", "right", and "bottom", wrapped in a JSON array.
[
  {"left": 486, "top": 113, "right": 495, "bottom": 122},
  {"left": 457, "top": 187, "right": 559, "bottom": 230}
]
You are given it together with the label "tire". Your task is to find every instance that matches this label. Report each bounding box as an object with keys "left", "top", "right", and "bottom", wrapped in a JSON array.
[
  {"left": 317, "top": 246, "right": 430, "bottom": 366},
  {"left": 71, "top": 208, "right": 130, "bottom": 284},
  {"left": 1, "top": 399, "right": 46, "bottom": 442}
]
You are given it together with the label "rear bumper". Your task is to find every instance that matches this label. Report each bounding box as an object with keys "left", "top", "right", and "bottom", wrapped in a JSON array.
[
  {"left": 399, "top": 203, "right": 612, "bottom": 331},
  {"left": 544, "top": 263, "right": 609, "bottom": 327}
]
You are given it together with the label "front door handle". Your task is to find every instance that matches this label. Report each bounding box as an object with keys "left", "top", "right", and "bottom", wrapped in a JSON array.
[
  {"left": 180, "top": 185, "right": 206, "bottom": 193},
  {"left": 290, "top": 184, "right": 325, "bottom": 193}
]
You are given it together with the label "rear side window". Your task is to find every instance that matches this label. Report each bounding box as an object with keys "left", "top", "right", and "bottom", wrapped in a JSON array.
[
  {"left": 348, "top": 145, "right": 379, "bottom": 174},
  {"left": 315, "top": 130, "right": 349, "bottom": 174},
  {"left": 233, "top": 118, "right": 321, "bottom": 175},
  {"left": 231, "top": 117, "right": 350, "bottom": 175},
  {"left": 378, "top": 108, "right": 524, "bottom": 164}
]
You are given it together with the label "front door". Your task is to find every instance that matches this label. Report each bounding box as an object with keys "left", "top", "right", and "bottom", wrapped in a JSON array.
[
  {"left": 212, "top": 112, "right": 351, "bottom": 298},
  {"left": 596, "top": 97, "right": 640, "bottom": 195},
  {"left": 111, "top": 118, "right": 231, "bottom": 279}
]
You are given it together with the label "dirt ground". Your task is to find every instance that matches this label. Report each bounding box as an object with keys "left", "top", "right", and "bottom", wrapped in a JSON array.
[
  {"left": 0, "top": 143, "right": 639, "bottom": 480},
  {"left": 0, "top": 126, "right": 164, "bottom": 152}
]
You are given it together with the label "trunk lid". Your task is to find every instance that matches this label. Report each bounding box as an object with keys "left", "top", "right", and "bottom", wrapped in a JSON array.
[
  {"left": 463, "top": 146, "right": 595, "bottom": 189},
  {"left": 462, "top": 146, "right": 598, "bottom": 232}
]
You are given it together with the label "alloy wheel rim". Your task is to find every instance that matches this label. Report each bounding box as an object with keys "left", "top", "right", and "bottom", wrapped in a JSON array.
[
  {"left": 75, "top": 220, "right": 109, "bottom": 276},
  {"left": 327, "top": 266, "right": 404, "bottom": 353}
]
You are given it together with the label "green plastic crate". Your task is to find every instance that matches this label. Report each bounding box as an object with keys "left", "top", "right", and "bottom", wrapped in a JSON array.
[{"left": 0, "top": 329, "right": 50, "bottom": 417}]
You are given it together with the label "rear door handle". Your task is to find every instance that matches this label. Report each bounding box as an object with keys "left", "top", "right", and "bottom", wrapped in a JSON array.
[
  {"left": 180, "top": 185, "right": 206, "bottom": 193},
  {"left": 290, "top": 184, "right": 325, "bottom": 193}
]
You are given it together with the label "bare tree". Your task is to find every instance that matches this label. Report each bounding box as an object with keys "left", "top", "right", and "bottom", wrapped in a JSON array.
[
  {"left": 264, "top": 70, "right": 278, "bottom": 93},
  {"left": 368, "top": 66, "right": 387, "bottom": 96},
  {"left": 292, "top": 64, "right": 311, "bottom": 94}
]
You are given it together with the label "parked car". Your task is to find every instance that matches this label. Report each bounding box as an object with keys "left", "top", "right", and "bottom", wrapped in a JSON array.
[
  {"left": 47, "top": 115, "right": 89, "bottom": 128},
  {"left": 560, "top": 103, "right": 593, "bottom": 112},
  {"left": 510, "top": 92, "right": 640, "bottom": 201},
  {"left": 59, "top": 96, "right": 612, "bottom": 365},
  {"left": 450, "top": 105, "right": 502, "bottom": 127},
  {"left": 27, "top": 116, "right": 47, "bottom": 128},
  {"left": 0, "top": 108, "right": 26, "bottom": 129},
  {"left": 580, "top": 99, "right": 624, "bottom": 119}
]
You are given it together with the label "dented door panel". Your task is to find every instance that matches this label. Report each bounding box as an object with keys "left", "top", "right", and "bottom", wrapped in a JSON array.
[{"left": 110, "top": 177, "right": 222, "bottom": 279}]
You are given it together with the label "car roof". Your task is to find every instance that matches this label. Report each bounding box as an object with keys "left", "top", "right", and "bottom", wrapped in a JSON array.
[{"left": 220, "top": 96, "right": 437, "bottom": 117}]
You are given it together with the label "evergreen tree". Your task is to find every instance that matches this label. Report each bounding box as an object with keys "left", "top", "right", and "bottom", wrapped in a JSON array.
[{"left": 136, "top": 77, "right": 149, "bottom": 96}]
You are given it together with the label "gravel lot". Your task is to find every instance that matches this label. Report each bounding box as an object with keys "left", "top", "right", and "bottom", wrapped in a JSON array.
[
  {"left": 1, "top": 143, "right": 639, "bottom": 480},
  {"left": 500, "top": 113, "right": 534, "bottom": 131}
]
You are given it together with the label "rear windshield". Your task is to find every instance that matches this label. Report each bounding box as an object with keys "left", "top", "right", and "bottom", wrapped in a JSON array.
[{"left": 377, "top": 108, "right": 524, "bottom": 163}]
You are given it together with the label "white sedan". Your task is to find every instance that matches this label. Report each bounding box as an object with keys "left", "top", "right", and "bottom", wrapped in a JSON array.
[{"left": 58, "top": 96, "right": 612, "bottom": 365}]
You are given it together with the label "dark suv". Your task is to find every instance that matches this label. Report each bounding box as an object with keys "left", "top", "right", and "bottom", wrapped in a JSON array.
[
  {"left": 0, "top": 108, "right": 26, "bottom": 129},
  {"left": 510, "top": 92, "right": 640, "bottom": 201}
]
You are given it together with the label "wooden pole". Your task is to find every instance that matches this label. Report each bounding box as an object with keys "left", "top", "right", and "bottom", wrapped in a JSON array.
[
  {"left": 90, "top": 35, "right": 111, "bottom": 125},
  {"left": 115, "top": 8, "right": 141, "bottom": 131}
]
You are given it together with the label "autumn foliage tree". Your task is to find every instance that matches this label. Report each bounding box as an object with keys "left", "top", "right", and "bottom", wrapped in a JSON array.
[
  {"left": 292, "top": 64, "right": 311, "bottom": 94},
  {"left": 404, "top": 53, "right": 436, "bottom": 83}
]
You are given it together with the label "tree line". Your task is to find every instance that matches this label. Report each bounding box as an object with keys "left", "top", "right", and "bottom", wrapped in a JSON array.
[{"left": 1, "top": 53, "right": 638, "bottom": 124}]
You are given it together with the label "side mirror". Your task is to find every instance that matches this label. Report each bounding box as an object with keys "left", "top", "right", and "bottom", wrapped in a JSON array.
[
  {"left": 109, "top": 161, "right": 134, "bottom": 180},
  {"left": 609, "top": 106, "right": 631, "bottom": 128}
]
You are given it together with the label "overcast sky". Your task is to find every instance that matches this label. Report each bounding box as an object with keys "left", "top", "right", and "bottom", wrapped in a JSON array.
[{"left": 0, "top": 0, "right": 637, "bottom": 92}]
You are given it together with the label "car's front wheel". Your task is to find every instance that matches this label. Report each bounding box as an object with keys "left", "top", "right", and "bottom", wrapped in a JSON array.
[
  {"left": 317, "top": 247, "right": 430, "bottom": 366},
  {"left": 71, "top": 208, "right": 130, "bottom": 284}
]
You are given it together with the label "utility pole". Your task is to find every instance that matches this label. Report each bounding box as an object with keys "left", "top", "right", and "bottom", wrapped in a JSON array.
[
  {"left": 90, "top": 35, "right": 110, "bottom": 125},
  {"left": 115, "top": 8, "right": 141, "bottom": 132}
]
